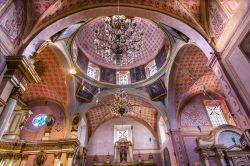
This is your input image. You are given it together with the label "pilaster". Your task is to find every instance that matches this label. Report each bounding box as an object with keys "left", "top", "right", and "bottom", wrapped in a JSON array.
[{"left": 208, "top": 53, "right": 250, "bottom": 129}]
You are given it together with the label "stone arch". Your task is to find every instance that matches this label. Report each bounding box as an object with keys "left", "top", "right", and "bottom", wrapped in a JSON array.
[
  {"left": 21, "top": 46, "right": 69, "bottom": 109},
  {"left": 21, "top": 6, "right": 213, "bottom": 59},
  {"left": 80, "top": 88, "right": 167, "bottom": 119},
  {"left": 83, "top": 93, "right": 161, "bottom": 138},
  {"left": 214, "top": 125, "right": 243, "bottom": 145},
  {"left": 168, "top": 44, "right": 224, "bottom": 118}
]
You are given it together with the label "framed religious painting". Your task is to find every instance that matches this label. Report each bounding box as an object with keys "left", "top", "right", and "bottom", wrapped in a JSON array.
[
  {"left": 147, "top": 79, "right": 167, "bottom": 101},
  {"left": 239, "top": 31, "right": 250, "bottom": 62},
  {"left": 76, "top": 83, "right": 97, "bottom": 102}
]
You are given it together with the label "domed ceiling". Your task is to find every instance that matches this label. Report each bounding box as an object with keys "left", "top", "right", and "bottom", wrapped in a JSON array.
[{"left": 75, "top": 17, "right": 166, "bottom": 70}]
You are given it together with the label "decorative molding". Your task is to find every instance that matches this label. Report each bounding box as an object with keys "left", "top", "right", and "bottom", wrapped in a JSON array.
[
  {"left": 0, "top": 98, "right": 6, "bottom": 107},
  {"left": 0, "top": 138, "right": 79, "bottom": 154},
  {"left": 5, "top": 56, "right": 41, "bottom": 87}
]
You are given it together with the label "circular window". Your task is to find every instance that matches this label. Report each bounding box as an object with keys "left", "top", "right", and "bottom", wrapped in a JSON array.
[{"left": 32, "top": 114, "right": 47, "bottom": 127}]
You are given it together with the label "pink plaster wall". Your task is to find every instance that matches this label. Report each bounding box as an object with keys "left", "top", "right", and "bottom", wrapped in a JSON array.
[
  {"left": 224, "top": 20, "right": 250, "bottom": 108},
  {"left": 183, "top": 136, "right": 202, "bottom": 165},
  {"left": 20, "top": 101, "right": 66, "bottom": 141},
  {"left": 213, "top": 60, "right": 250, "bottom": 129},
  {"left": 180, "top": 95, "right": 213, "bottom": 131},
  {"left": 87, "top": 117, "right": 158, "bottom": 156},
  {"left": 179, "top": 94, "right": 236, "bottom": 165}
]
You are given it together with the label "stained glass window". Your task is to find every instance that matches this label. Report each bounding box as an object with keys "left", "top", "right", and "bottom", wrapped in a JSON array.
[
  {"left": 148, "top": 64, "right": 158, "bottom": 77},
  {"left": 32, "top": 114, "right": 47, "bottom": 127},
  {"left": 206, "top": 105, "right": 227, "bottom": 127},
  {"left": 146, "top": 60, "right": 158, "bottom": 78},
  {"left": 87, "top": 66, "right": 97, "bottom": 79},
  {"left": 117, "top": 130, "right": 129, "bottom": 140},
  {"left": 118, "top": 72, "right": 129, "bottom": 85}
]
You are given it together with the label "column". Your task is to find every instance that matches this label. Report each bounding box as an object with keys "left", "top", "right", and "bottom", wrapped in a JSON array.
[
  {"left": 12, "top": 154, "right": 21, "bottom": 166},
  {"left": 0, "top": 87, "right": 22, "bottom": 139},
  {"left": 217, "top": 152, "right": 227, "bottom": 166},
  {"left": 0, "top": 80, "right": 14, "bottom": 115},
  {"left": 114, "top": 143, "right": 117, "bottom": 162},
  {"left": 0, "top": 154, "right": 9, "bottom": 166},
  {"left": 3, "top": 108, "right": 32, "bottom": 140},
  {"left": 169, "top": 129, "right": 189, "bottom": 166},
  {"left": 53, "top": 153, "right": 61, "bottom": 166},
  {"left": 4, "top": 155, "right": 13, "bottom": 166},
  {"left": 66, "top": 152, "right": 74, "bottom": 166},
  {"left": 20, "top": 154, "right": 28, "bottom": 166},
  {"left": 0, "top": 56, "right": 40, "bottom": 118},
  {"left": 209, "top": 53, "right": 250, "bottom": 129},
  {"left": 128, "top": 144, "right": 133, "bottom": 162},
  {"left": 201, "top": 153, "right": 210, "bottom": 166},
  {"left": 60, "top": 153, "right": 67, "bottom": 166}
]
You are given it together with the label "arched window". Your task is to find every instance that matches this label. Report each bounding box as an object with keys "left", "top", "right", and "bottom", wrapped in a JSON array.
[
  {"left": 32, "top": 114, "right": 47, "bottom": 127},
  {"left": 203, "top": 100, "right": 235, "bottom": 127}
]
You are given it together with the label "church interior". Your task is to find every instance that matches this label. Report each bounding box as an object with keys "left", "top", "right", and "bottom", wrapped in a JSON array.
[{"left": 0, "top": 0, "right": 249, "bottom": 166}]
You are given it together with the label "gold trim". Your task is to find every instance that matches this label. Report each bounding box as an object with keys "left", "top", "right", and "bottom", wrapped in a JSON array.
[{"left": 34, "top": 151, "right": 47, "bottom": 166}]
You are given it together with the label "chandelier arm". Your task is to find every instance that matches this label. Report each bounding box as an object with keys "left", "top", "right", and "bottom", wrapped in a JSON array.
[{"left": 94, "top": 15, "right": 144, "bottom": 65}]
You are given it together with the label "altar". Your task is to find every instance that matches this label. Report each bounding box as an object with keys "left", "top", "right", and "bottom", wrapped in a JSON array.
[{"left": 93, "top": 139, "right": 156, "bottom": 166}]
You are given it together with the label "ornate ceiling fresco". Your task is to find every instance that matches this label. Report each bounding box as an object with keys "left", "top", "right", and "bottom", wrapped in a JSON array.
[
  {"left": 22, "top": 46, "right": 68, "bottom": 108},
  {"left": 75, "top": 17, "right": 165, "bottom": 69},
  {"left": 31, "top": 0, "right": 201, "bottom": 28},
  {"left": 0, "top": 0, "right": 242, "bottom": 140},
  {"left": 86, "top": 95, "right": 158, "bottom": 136},
  {"left": 0, "top": 0, "right": 241, "bottom": 57},
  {"left": 0, "top": 0, "right": 25, "bottom": 53},
  {"left": 174, "top": 45, "right": 223, "bottom": 111},
  {"left": 31, "top": 0, "right": 54, "bottom": 21}
]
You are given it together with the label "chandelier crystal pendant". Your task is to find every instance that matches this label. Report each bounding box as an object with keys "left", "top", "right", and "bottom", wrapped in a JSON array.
[
  {"left": 94, "top": 15, "right": 144, "bottom": 65},
  {"left": 110, "top": 89, "right": 133, "bottom": 117}
]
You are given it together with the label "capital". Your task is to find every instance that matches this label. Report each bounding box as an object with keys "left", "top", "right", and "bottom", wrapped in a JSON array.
[{"left": 10, "top": 87, "right": 23, "bottom": 100}]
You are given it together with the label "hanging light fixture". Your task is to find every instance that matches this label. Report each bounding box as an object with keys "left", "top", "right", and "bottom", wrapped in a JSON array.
[
  {"left": 110, "top": 89, "right": 133, "bottom": 117},
  {"left": 94, "top": 0, "right": 144, "bottom": 65}
]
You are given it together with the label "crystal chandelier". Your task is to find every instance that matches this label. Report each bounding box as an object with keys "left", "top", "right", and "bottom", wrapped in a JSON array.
[
  {"left": 94, "top": 15, "right": 144, "bottom": 65},
  {"left": 110, "top": 89, "right": 133, "bottom": 117}
]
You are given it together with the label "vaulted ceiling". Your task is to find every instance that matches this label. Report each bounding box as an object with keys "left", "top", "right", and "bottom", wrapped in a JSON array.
[
  {"left": 22, "top": 46, "right": 68, "bottom": 108},
  {"left": 75, "top": 17, "right": 165, "bottom": 69},
  {"left": 86, "top": 95, "right": 158, "bottom": 136},
  {"left": 174, "top": 45, "right": 223, "bottom": 111},
  {"left": 0, "top": 0, "right": 241, "bottom": 57}
]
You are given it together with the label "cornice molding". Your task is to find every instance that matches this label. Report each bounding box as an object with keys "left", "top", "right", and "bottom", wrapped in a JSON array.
[
  {"left": 5, "top": 56, "right": 41, "bottom": 88},
  {"left": 0, "top": 138, "right": 79, "bottom": 154}
]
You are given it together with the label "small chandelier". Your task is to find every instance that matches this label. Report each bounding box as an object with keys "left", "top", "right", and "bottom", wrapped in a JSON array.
[
  {"left": 94, "top": 15, "right": 144, "bottom": 65},
  {"left": 110, "top": 89, "right": 133, "bottom": 117}
]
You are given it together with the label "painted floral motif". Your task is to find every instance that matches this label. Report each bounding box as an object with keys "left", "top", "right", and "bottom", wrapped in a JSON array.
[
  {"left": 209, "top": 0, "right": 229, "bottom": 40},
  {"left": 0, "top": 0, "right": 25, "bottom": 45},
  {"left": 181, "top": 99, "right": 211, "bottom": 127}
]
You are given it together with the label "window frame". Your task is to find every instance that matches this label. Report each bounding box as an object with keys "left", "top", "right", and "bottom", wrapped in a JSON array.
[
  {"left": 145, "top": 60, "right": 158, "bottom": 78},
  {"left": 203, "top": 100, "right": 236, "bottom": 128},
  {"left": 32, "top": 114, "right": 47, "bottom": 127},
  {"left": 116, "top": 71, "right": 130, "bottom": 85},
  {"left": 87, "top": 62, "right": 100, "bottom": 80}
]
